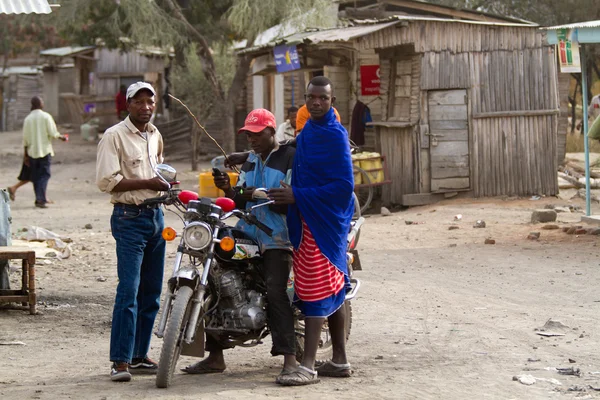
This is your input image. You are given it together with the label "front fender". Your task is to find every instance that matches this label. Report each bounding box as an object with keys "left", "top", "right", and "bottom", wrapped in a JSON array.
[{"left": 168, "top": 267, "right": 199, "bottom": 290}]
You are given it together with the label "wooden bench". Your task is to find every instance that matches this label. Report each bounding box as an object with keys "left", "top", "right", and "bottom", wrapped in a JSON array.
[{"left": 0, "top": 248, "right": 37, "bottom": 314}]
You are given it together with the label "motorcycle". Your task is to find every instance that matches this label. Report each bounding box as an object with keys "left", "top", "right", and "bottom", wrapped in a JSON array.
[{"left": 145, "top": 164, "right": 364, "bottom": 388}]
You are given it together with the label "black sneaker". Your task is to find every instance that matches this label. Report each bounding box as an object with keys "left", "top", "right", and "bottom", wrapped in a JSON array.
[
  {"left": 130, "top": 356, "right": 158, "bottom": 374},
  {"left": 111, "top": 362, "right": 132, "bottom": 382}
]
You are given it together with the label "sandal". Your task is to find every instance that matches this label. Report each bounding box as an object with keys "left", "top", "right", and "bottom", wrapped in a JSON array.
[
  {"left": 275, "top": 369, "right": 292, "bottom": 384},
  {"left": 180, "top": 361, "right": 225, "bottom": 374},
  {"left": 316, "top": 360, "right": 352, "bottom": 377},
  {"left": 7, "top": 187, "right": 15, "bottom": 201},
  {"left": 278, "top": 365, "right": 320, "bottom": 386}
]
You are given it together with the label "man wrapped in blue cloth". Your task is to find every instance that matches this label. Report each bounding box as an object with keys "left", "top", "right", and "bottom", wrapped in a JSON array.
[{"left": 269, "top": 76, "right": 355, "bottom": 385}]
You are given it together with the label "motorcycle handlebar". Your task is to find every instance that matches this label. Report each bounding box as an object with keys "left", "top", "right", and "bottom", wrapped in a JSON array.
[
  {"left": 228, "top": 210, "right": 274, "bottom": 237},
  {"left": 247, "top": 215, "right": 274, "bottom": 236},
  {"left": 139, "top": 192, "right": 178, "bottom": 207}
]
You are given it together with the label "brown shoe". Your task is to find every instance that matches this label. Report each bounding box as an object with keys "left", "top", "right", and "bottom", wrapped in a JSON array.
[
  {"left": 35, "top": 202, "right": 48, "bottom": 209},
  {"left": 110, "top": 362, "right": 131, "bottom": 382}
]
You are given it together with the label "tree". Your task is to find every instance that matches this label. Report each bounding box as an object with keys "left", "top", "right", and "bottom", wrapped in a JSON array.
[
  {"left": 55, "top": 0, "right": 332, "bottom": 155},
  {"left": 0, "top": 14, "right": 68, "bottom": 74}
]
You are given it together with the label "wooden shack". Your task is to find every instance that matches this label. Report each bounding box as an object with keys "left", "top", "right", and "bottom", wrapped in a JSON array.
[
  {"left": 358, "top": 18, "right": 562, "bottom": 204},
  {"left": 41, "top": 45, "right": 169, "bottom": 130},
  {"left": 240, "top": 0, "right": 566, "bottom": 205},
  {"left": 0, "top": 66, "right": 43, "bottom": 131}
]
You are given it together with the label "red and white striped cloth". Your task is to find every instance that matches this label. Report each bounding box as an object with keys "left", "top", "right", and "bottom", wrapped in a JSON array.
[{"left": 293, "top": 220, "right": 344, "bottom": 302}]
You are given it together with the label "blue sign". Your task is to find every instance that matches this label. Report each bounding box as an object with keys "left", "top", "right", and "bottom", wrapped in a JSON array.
[{"left": 273, "top": 45, "right": 301, "bottom": 73}]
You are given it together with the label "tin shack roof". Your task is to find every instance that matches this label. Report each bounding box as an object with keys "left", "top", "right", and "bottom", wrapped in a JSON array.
[
  {"left": 542, "top": 20, "right": 600, "bottom": 44},
  {"left": 0, "top": 0, "right": 52, "bottom": 14},
  {"left": 239, "top": 15, "right": 537, "bottom": 55},
  {"left": 40, "top": 46, "right": 96, "bottom": 58}
]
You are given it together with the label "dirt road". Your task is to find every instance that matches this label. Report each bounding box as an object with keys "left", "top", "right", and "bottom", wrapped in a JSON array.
[{"left": 1, "top": 129, "right": 600, "bottom": 399}]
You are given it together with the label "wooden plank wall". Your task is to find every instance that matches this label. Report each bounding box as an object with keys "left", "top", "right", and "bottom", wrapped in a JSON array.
[
  {"left": 324, "top": 65, "right": 351, "bottom": 125},
  {"left": 360, "top": 22, "right": 542, "bottom": 53},
  {"left": 421, "top": 52, "right": 469, "bottom": 90},
  {"left": 472, "top": 115, "right": 558, "bottom": 197},
  {"left": 384, "top": 54, "right": 420, "bottom": 124},
  {"left": 283, "top": 70, "right": 304, "bottom": 110},
  {"left": 354, "top": 49, "right": 381, "bottom": 150},
  {"left": 468, "top": 46, "right": 559, "bottom": 196},
  {"left": 6, "top": 74, "right": 43, "bottom": 131},
  {"left": 95, "top": 49, "right": 164, "bottom": 76},
  {"left": 469, "top": 47, "right": 559, "bottom": 114},
  {"left": 378, "top": 126, "right": 418, "bottom": 203}
]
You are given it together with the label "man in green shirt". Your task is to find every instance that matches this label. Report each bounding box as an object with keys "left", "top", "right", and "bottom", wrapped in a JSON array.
[{"left": 22, "top": 96, "right": 67, "bottom": 208}]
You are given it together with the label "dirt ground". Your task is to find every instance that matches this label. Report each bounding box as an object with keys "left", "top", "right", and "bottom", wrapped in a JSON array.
[{"left": 2, "top": 128, "right": 600, "bottom": 400}]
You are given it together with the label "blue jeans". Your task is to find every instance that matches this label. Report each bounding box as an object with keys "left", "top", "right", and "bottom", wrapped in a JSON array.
[
  {"left": 29, "top": 154, "right": 51, "bottom": 204},
  {"left": 109, "top": 205, "right": 165, "bottom": 363}
]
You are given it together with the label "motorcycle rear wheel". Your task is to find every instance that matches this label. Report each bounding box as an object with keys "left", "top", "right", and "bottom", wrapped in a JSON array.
[
  {"left": 294, "top": 300, "right": 353, "bottom": 363},
  {"left": 156, "top": 285, "right": 194, "bottom": 388}
]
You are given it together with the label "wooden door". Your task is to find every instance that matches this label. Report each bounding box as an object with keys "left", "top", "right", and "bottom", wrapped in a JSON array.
[{"left": 428, "top": 90, "right": 470, "bottom": 192}]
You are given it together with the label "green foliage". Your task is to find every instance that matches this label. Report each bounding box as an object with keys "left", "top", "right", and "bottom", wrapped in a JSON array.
[
  {"left": 57, "top": 0, "right": 185, "bottom": 50},
  {"left": 0, "top": 14, "right": 68, "bottom": 59},
  {"left": 429, "top": 0, "right": 600, "bottom": 25},
  {"left": 170, "top": 44, "right": 236, "bottom": 118},
  {"left": 227, "top": 0, "right": 334, "bottom": 39}
]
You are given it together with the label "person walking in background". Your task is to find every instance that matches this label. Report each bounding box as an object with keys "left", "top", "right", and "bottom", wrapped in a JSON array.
[
  {"left": 97, "top": 82, "right": 169, "bottom": 382},
  {"left": 116, "top": 85, "right": 128, "bottom": 120},
  {"left": 22, "top": 96, "right": 67, "bottom": 209},
  {"left": 275, "top": 106, "right": 298, "bottom": 142},
  {"left": 6, "top": 163, "right": 31, "bottom": 202}
]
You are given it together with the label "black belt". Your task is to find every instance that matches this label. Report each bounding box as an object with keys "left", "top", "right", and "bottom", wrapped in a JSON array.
[{"left": 114, "top": 203, "right": 160, "bottom": 210}]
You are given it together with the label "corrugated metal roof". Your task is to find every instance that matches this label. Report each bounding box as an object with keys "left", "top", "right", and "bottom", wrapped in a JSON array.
[
  {"left": 238, "top": 15, "right": 537, "bottom": 55},
  {"left": 0, "top": 66, "right": 41, "bottom": 77},
  {"left": 0, "top": 0, "right": 52, "bottom": 14},
  {"left": 238, "top": 21, "right": 401, "bottom": 54},
  {"left": 40, "top": 46, "right": 96, "bottom": 57},
  {"left": 543, "top": 20, "right": 600, "bottom": 30}
]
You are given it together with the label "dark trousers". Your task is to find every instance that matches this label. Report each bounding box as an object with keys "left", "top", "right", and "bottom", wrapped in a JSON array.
[
  {"left": 207, "top": 249, "right": 296, "bottom": 356},
  {"left": 29, "top": 155, "right": 51, "bottom": 204},
  {"left": 109, "top": 206, "right": 165, "bottom": 363}
]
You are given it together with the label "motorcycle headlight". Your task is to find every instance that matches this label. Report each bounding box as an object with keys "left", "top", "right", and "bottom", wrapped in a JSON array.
[{"left": 183, "top": 222, "right": 212, "bottom": 250}]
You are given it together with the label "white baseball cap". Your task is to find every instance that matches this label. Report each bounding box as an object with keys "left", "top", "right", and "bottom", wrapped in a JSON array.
[{"left": 126, "top": 82, "right": 156, "bottom": 100}]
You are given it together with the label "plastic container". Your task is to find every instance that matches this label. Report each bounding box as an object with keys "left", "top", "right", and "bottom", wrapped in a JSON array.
[
  {"left": 198, "top": 171, "right": 239, "bottom": 198},
  {"left": 351, "top": 154, "right": 362, "bottom": 185},
  {"left": 359, "top": 152, "right": 384, "bottom": 184}
]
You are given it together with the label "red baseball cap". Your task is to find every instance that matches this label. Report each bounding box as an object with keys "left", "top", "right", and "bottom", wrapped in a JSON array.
[{"left": 237, "top": 109, "right": 276, "bottom": 134}]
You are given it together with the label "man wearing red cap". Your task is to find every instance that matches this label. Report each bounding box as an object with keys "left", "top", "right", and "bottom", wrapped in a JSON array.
[{"left": 181, "top": 109, "right": 298, "bottom": 384}]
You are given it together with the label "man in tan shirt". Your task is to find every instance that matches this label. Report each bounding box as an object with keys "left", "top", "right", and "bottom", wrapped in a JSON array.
[{"left": 96, "top": 82, "right": 169, "bottom": 382}]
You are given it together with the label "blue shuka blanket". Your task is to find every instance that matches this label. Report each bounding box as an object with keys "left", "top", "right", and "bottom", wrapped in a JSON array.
[{"left": 287, "top": 107, "right": 354, "bottom": 275}]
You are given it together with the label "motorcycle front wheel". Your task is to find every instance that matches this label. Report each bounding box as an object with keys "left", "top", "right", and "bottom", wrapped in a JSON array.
[
  {"left": 294, "top": 300, "right": 353, "bottom": 363},
  {"left": 156, "top": 285, "right": 194, "bottom": 388}
]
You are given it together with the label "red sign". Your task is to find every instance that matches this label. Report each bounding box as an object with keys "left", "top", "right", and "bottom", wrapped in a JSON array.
[{"left": 360, "top": 65, "right": 380, "bottom": 95}]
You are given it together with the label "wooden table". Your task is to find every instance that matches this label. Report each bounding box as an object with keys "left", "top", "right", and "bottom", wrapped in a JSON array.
[{"left": 0, "top": 248, "right": 37, "bottom": 314}]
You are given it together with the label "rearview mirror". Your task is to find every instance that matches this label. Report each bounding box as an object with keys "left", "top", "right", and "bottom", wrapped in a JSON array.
[
  {"left": 156, "top": 164, "right": 177, "bottom": 184},
  {"left": 252, "top": 188, "right": 269, "bottom": 200}
]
